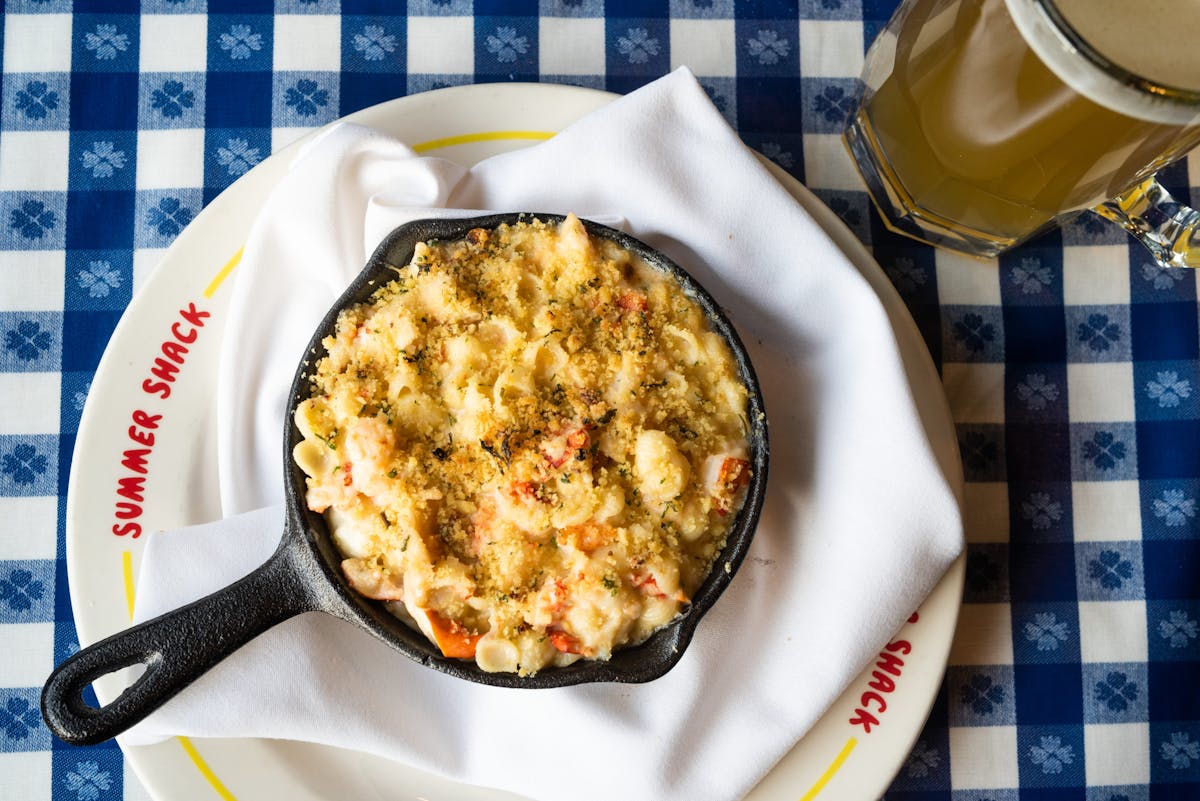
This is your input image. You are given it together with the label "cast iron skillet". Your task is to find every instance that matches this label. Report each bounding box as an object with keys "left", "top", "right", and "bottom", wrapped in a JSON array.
[{"left": 41, "top": 213, "right": 769, "bottom": 746}]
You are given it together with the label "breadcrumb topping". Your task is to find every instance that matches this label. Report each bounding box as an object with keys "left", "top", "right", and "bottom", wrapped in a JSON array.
[{"left": 293, "top": 214, "right": 750, "bottom": 675}]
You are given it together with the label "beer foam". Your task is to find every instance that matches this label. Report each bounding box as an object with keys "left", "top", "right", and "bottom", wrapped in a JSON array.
[
  {"left": 1054, "top": 0, "right": 1200, "bottom": 93},
  {"left": 1005, "top": 0, "right": 1200, "bottom": 125}
]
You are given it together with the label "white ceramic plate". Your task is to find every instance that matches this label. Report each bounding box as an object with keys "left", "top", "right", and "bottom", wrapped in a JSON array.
[{"left": 66, "top": 82, "right": 965, "bottom": 801}]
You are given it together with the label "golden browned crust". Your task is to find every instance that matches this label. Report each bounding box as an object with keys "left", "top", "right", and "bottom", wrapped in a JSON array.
[{"left": 293, "top": 215, "right": 750, "bottom": 674}]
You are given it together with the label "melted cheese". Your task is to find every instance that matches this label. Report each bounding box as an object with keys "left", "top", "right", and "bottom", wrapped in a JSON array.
[{"left": 294, "top": 215, "right": 751, "bottom": 675}]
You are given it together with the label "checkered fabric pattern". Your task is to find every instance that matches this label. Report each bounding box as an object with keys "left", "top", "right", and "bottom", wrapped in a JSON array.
[{"left": 2, "top": 1, "right": 1198, "bottom": 800}]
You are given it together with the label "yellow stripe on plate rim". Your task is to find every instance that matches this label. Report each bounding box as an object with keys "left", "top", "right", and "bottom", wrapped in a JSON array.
[
  {"left": 121, "top": 550, "right": 136, "bottom": 621},
  {"left": 203, "top": 246, "right": 244, "bottom": 299},
  {"left": 412, "top": 129, "right": 554, "bottom": 153},
  {"left": 798, "top": 737, "right": 858, "bottom": 801},
  {"left": 176, "top": 736, "right": 240, "bottom": 801}
]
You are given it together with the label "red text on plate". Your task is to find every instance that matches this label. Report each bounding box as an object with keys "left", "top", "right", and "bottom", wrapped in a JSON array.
[
  {"left": 847, "top": 611, "right": 919, "bottom": 734},
  {"left": 111, "top": 301, "right": 210, "bottom": 538},
  {"left": 140, "top": 303, "right": 210, "bottom": 400}
]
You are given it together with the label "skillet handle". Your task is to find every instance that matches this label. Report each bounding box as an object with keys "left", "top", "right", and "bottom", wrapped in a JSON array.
[{"left": 41, "top": 538, "right": 315, "bottom": 746}]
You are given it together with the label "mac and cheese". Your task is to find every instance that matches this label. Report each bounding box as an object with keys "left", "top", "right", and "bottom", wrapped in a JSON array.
[{"left": 293, "top": 215, "right": 751, "bottom": 675}]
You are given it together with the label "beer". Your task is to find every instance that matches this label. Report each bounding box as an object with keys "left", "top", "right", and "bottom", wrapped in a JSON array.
[{"left": 848, "top": 0, "right": 1200, "bottom": 254}]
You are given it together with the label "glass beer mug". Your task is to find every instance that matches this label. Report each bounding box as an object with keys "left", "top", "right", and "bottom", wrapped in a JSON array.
[{"left": 844, "top": 0, "right": 1200, "bottom": 266}]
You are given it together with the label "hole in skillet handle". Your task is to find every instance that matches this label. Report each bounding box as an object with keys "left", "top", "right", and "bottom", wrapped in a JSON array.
[{"left": 286, "top": 213, "right": 770, "bottom": 689}]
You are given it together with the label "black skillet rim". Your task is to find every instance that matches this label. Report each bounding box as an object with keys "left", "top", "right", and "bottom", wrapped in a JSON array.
[{"left": 284, "top": 212, "right": 769, "bottom": 688}]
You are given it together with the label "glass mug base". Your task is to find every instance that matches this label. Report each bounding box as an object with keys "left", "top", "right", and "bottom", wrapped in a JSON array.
[{"left": 843, "top": 107, "right": 1031, "bottom": 259}]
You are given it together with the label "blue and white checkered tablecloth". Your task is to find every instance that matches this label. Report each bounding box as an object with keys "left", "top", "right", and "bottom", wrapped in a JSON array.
[{"left": 2, "top": 1, "right": 1198, "bottom": 799}]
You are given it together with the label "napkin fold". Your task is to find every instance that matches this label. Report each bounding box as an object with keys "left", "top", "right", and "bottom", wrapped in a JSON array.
[{"left": 121, "top": 69, "right": 963, "bottom": 801}]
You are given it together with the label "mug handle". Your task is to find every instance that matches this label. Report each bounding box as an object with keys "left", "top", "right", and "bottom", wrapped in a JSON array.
[{"left": 1095, "top": 176, "right": 1200, "bottom": 268}]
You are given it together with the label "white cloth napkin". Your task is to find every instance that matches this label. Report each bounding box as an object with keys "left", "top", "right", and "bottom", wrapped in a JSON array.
[{"left": 121, "top": 69, "right": 963, "bottom": 801}]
